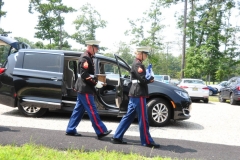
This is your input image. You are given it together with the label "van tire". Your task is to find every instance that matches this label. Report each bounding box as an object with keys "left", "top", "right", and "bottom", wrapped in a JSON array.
[
  {"left": 147, "top": 98, "right": 172, "bottom": 127},
  {"left": 18, "top": 102, "right": 48, "bottom": 117}
]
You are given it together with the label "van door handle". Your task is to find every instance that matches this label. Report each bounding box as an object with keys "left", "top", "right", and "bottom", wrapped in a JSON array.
[{"left": 50, "top": 77, "right": 58, "bottom": 81}]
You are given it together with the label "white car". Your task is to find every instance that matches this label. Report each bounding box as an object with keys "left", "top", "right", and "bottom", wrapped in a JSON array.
[
  {"left": 208, "top": 81, "right": 227, "bottom": 92},
  {"left": 178, "top": 78, "right": 209, "bottom": 103}
]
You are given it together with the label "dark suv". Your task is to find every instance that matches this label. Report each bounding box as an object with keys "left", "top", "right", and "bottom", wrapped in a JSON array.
[
  {"left": 219, "top": 76, "right": 240, "bottom": 105},
  {"left": 0, "top": 36, "right": 192, "bottom": 127}
]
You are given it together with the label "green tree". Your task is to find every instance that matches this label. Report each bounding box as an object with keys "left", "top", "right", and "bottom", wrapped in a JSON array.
[
  {"left": 0, "top": 0, "right": 6, "bottom": 19},
  {"left": 35, "top": 41, "right": 45, "bottom": 49},
  {"left": 172, "top": 0, "right": 239, "bottom": 82},
  {"left": 103, "top": 53, "right": 114, "bottom": 59},
  {"left": 0, "top": 0, "right": 12, "bottom": 64},
  {"left": 14, "top": 37, "right": 36, "bottom": 48},
  {"left": 125, "top": 0, "right": 167, "bottom": 76},
  {"left": 125, "top": 0, "right": 165, "bottom": 51},
  {"left": 0, "top": 1, "right": 11, "bottom": 36},
  {"left": 114, "top": 41, "right": 134, "bottom": 65},
  {"left": 71, "top": 3, "right": 107, "bottom": 50},
  {"left": 29, "top": 0, "right": 76, "bottom": 49}
]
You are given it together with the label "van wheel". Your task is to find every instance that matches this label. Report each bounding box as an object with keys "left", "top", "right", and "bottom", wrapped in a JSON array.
[
  {"left": 18, "top": 103, "right": 48, "bottom": 117},
  {"left": 147, "top": 98, "right": 172, "bottom": 127}
]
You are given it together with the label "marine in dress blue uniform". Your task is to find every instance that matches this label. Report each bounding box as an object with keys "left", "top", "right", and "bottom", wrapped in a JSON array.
[
  {"left": 66, "top": 40, "right": 112, "bottom": 139},
  {"left": 111, "top": 46, "right": 160, "bottom": 148}
]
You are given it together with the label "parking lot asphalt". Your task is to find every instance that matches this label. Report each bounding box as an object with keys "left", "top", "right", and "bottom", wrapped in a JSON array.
[
  {"left": 1, "top": 101, "right": 240, "bottom": 159},
  {"left": 1, "top": 125, "right": 240, "bottom": 160}
]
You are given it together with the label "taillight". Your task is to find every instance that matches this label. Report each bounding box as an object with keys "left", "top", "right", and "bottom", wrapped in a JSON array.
[
  {"left": 179, "top": 86, "right": 188, "bottom": 89},
  {"left": 0, "top": 68, "right": 6, "bottom": 74},
  {"left": 203, "top": 87, "right": 209, "bottom": 90},
  {"left": 237, "top": 86, "right": 240, "bottom": 91}
]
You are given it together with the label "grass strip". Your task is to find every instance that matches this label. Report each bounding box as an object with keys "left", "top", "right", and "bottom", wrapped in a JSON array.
[{"left": 0, "top": 143, "right": 175, "bottom": 160}]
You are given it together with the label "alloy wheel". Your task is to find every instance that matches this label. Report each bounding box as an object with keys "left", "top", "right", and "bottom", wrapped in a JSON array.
[
  {"left": 152, "top": 103, "right": 168, "bottom": 123},
  {"left": 22, "top": 105, "right": 41, "bottom": 114}
]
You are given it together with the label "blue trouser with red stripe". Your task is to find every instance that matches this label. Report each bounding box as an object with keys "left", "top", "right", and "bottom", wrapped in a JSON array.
[
  {"left": 66, "top": 93, "right": 107, "bottom": 135},
  {"left": 113, "top": 97, "right": 154, "bottom": 145}
]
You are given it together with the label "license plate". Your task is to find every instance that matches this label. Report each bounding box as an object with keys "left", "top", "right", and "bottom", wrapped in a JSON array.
[{"left": 192, "top": 87, "right": 198, "bottom": 91}]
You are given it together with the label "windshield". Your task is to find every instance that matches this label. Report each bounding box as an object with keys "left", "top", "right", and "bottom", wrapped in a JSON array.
[{"left": 183, "top": 79, "right": 205, "bottom": 84}]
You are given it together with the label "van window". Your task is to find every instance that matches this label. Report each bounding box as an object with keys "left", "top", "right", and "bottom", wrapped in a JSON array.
[
  {"left": 164, "top": 76, "right": 168, "bottom": 80},
  {"left": 104, "top": 63, "right": 119, "bottom": 74},
  {"left": 23, "top": 53, "right": 62, "bottom": 72}
]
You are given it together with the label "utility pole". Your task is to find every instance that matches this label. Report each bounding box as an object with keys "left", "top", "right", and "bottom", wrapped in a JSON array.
[
  {"left": 58, "top": 12, "right": 62, "bottom": 50},
  {"left": 166, "top": 42, "right": 171, "bottom": 75},
  {"left": 181, "top": 0, "right": 187, "bottom": 79}
]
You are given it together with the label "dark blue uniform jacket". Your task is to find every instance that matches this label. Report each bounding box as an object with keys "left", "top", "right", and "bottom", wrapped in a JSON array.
[{"left": 129, "top": 58, "right": 154, "bottom": 97}]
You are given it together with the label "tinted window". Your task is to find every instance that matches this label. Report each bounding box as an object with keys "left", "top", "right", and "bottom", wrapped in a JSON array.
[
  {"left": 184, "top": 79, "right": 204, "bottom": 84},
  {"left": 237, "top": 78, "right": 240, "bottom": 83},
  {"left": 99, "top": 61, "right": 130, "bottom": 79},
  {"left": 23, "top": 53, "right": 62, "bottom": 72},
  {"left": 164, "top": 76, "right": 168, "bottom": 80},
  {"left": 231, "top": 78, "right": 237, "bottom": 85},
  {"left": 104, "top": 63, "right": 119, "bottom": 74}
]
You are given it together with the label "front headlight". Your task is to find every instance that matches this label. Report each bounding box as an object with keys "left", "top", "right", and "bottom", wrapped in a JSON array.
[{"left": 174, "top": 90, "right": 190, "bottom": 99}]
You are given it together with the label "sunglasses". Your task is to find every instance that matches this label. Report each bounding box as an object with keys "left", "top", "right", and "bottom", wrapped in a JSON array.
[
  {"left": 93, "top": 45, "right": 99, "bottom": 49},
  {"left": 142, "top": 51, "right": 149, "bottom": 54}
]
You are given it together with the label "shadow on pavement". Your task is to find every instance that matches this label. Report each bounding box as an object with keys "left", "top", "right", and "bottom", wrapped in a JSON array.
[{"left": 0, "top": 126, "right": 20, "bottom": 132}]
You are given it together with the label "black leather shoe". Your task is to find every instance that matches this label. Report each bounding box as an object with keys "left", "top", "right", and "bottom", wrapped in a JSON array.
[
  {"left": 97, "top": 130, "right": 112, "bottom": 139},
  {"left": 65, "top": 132, "right": 82, "bottom": 136},
  {"left": 144, "top": 143, "right": 160, "bottom": 148},
  {"left": 111, "top": 137, "right": 127, "bottom": 144}
]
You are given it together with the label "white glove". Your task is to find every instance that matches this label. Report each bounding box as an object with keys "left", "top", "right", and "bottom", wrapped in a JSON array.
[{"left": 96, "top": 81, "right": 104, "bottom": 88}]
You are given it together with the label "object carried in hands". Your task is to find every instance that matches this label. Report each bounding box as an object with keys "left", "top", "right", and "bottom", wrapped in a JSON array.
[
  {"left": 145, "top": 64, "right": 154, "bottom": 80},
  {"left": 95, "top": 74, "right": 107, "bottom": 88},
  {"left": 96, "top": 81, "right": 104, "bottom": 88}
]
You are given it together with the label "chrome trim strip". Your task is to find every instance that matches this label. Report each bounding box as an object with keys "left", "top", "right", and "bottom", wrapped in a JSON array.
[
  {"left": 22, "top": 99, "right": 60, "bottom": 105},
  {"left": 22, "top": 50, "right": 64, "bottom": 55},
  {"left": 62, "top": 100, "right": 76, "bottom": 104},
  {"left": 14, "top": 68, "right": 63, "bottom": 75}
]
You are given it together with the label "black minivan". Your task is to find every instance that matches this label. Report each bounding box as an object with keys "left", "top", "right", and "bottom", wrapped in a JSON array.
[{"left": 0, "top": 36, "right": 192, "bottom": 127}]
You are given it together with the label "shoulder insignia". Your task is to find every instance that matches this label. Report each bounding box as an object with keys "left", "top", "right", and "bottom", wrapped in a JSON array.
[
  {"left": 138, "top": 67, "right": 143, "bottom": 73},
  {"left": 83, "top": 61, "right": 88, "bottom": 69}
]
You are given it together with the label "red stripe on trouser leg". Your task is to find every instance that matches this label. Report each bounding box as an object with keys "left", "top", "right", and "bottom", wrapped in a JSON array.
[
  {"left": 85, "top": 94, "right": 104, "bottom": 133},
  {"left": 140, "top": 97, "right": 150, "bottom": 144}
]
